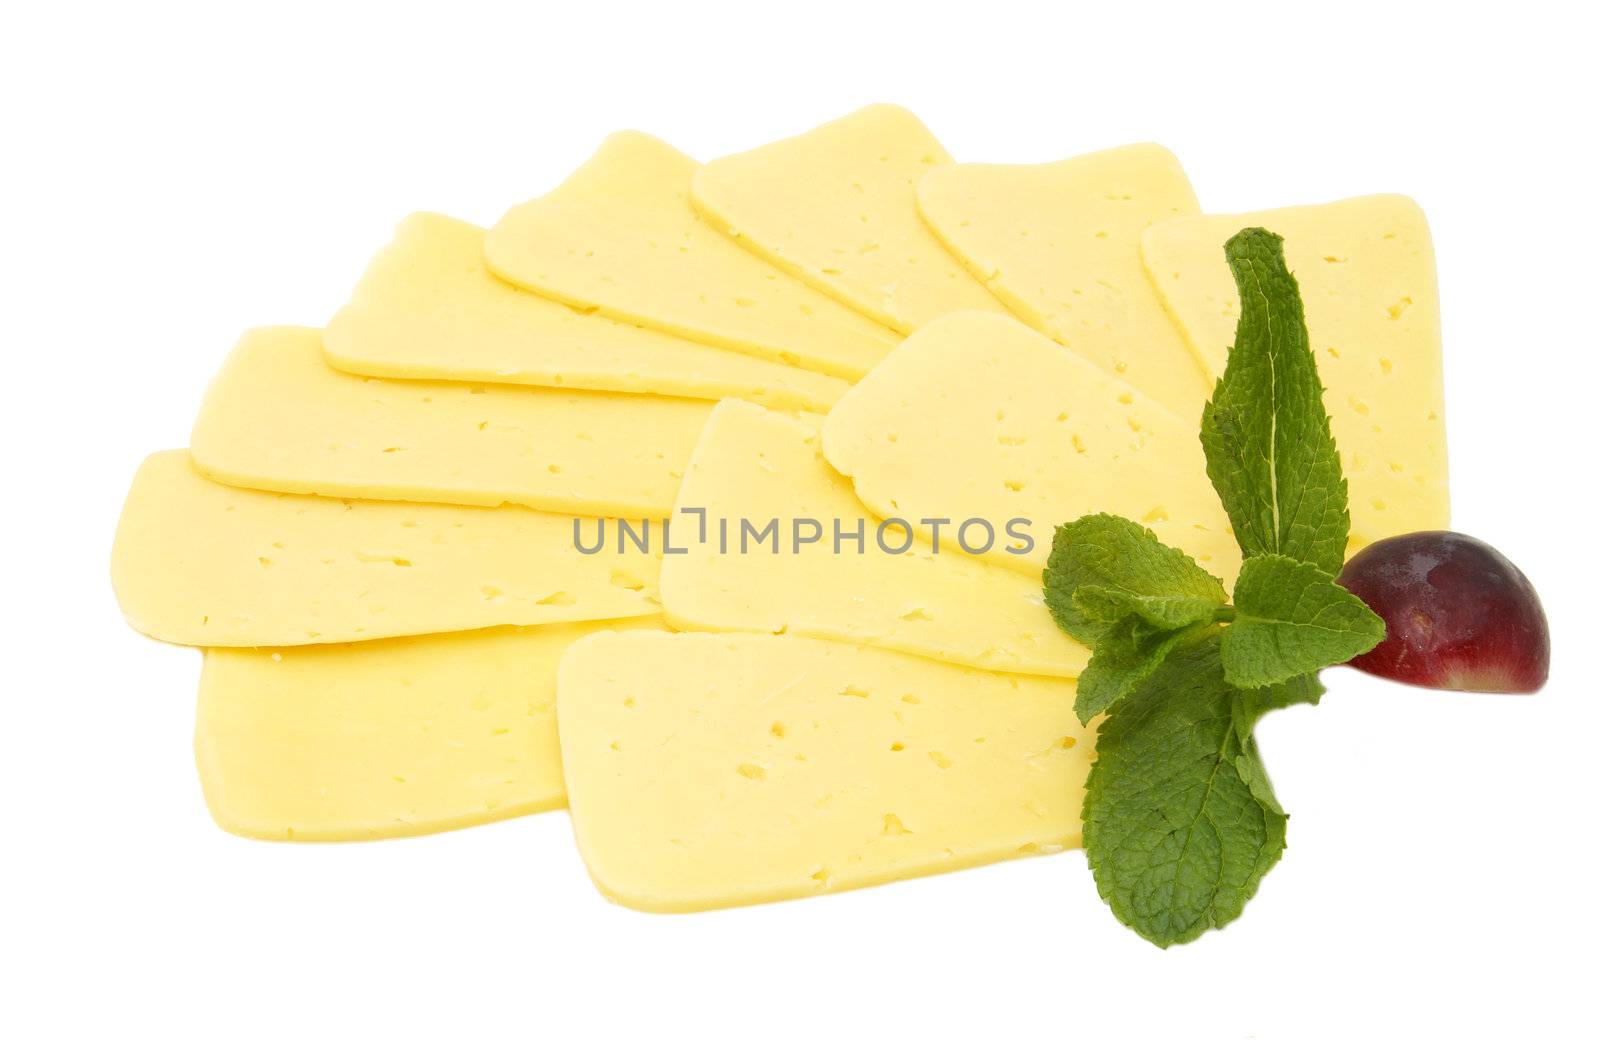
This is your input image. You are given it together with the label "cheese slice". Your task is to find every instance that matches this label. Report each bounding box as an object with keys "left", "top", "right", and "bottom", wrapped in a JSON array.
[
  {"left": 196, "top": 615, "right": 668, "bottom": 841},
  {"left": 916, "top": 144, "right": 1211, "bottom": 420},
  {"left": 659, "top": 400, "right": 1087, "bottom": 678},
  {"left": 824, "top": 311, "right": 1239, "bottom": 583},
  {"left": 558, "top": 630, "right": 1092, "bottom": 912},
  {"left": 323, "top": 213, "right": 847, "bottom": 413},
  {"left": 190, "top": 326, "right": 711, "bottom": 519},
  {"left": 484, "top": 132, "right": 900, "bottom": 380},
  {"left": 690, "top": 104, "right": 1007, "bottom": 333},
  {"left": 1141, "top": 195, "right": 1449, "bottom": 551},
  {"left": 111, "top": 450, "right": 661, "bottom": 647}
]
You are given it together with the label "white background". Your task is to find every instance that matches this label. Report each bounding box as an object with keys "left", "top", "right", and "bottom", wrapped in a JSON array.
[{"left": 3, "top": 2, "right": 1595, "bottom": 1059}]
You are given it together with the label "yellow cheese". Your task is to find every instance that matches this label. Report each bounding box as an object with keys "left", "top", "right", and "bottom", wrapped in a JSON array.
[
  {"left": 484, "top": 132, "right": 900, "bottom": 380},
  {"left": 1141, "top": 195, "right": 1449, "bottom": 551},
  {"left": 190, "top": 326, "right": 711, "bottom": 519},
  {"left": 658, "top": 400, "right": 1088, "bottom": 678},
  {"left": 824, "top": 311, "right": 1239, "bottom": 583},
  {"left": 558, "top": 630, "right": 1092, "bottom": 912},
  {"left": 111, "top": 451, "right": 661, "bottom": 647},
  {"left": 690, "top": 104, "right": 1008, "bottom": 333},
  {"left": 196, "top": 616, "right": 667, "bottom": 842},
  {"left": 916, "top": 144, "right": 1211, "bottom": 419},
  {"left": 323, "top": 213, "right": 846, "bottom": 413}
]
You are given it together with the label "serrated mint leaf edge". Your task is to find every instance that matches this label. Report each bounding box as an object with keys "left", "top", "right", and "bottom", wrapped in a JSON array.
[
  {"left": 1199, "top": 228, "right": 1352, "bottom": 577},
  {"left": 1071, "top": 621, "right": 1211, "bottom": 725},
  {"left": 1231, "top": 673, "right": 1327, "bottom": 748},
  {"left": 1044, "top": 513, "right": 1227, "bottom": 648},
  {"left": 1221, "top": 554, "right": 1386, "bottom": 688},
  {"left": 1080, "top": 637, "right": 1289, "bottom": 947}
]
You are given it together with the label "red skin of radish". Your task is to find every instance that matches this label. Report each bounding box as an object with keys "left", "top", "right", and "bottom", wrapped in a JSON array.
[{"left": 1336, "top": 531, "right": 1549, "bottom": 693}]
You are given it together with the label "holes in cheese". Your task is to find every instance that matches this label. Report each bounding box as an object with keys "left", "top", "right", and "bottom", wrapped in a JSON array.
[
  {"left": 690, "top": 104, "right": 1008, "bottom": 334},
  {"left": 823, "top": 311, "right": 1240, "bottom": 584},
  {"left": 190, "top": 326, "right": 712, "bottom": 519},
  {"left": 556, "top": 630, "right": 1093, "bottom": 912},
  {"left": 916, "top": 143, "right": 1211, "bottom": 420},
  {"left": 658, "top": 399, "right": 1088, "bottom": 678},
  {"left": 197, "top": 616, "right": 668, "bottom": 842},
  {"left": 484, "top": 132, "right": 901, "bottom": 381},
  {"left": 1140, "top": 195, "right": 1449, "bottom": 554},
  {"left": 323, "top": 213, "right": 847, "bottom": 413},
  {"left": 111, "top": 451, "right": 660, "bottom": 647}
]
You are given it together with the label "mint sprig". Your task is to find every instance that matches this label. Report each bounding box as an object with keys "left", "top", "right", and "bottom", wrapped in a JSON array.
[{"left": 1044, "top": 227, "right": 1384, "bottom": 947}]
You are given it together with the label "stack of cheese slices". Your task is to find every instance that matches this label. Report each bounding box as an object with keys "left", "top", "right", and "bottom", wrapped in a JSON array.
[{"left": 111, "top": 105, "right": 1449, "bottom": 912}]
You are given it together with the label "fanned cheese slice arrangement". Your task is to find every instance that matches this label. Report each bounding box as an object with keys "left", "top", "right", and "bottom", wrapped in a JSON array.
[
  {"left": 112, "top": 106, "right": 1473, "bottom": 942},
  {"left": 690, "top": 104, "right": 1007, "bottom": 333},
  {"left": 190, "top": 326, "right": 711, "bottom": 519},
  {"left": 197, "top": 616, "right": 667, "bottom": 841},
  {"left": 323, "top": 213, "right": 846, "bottom": 413},
  {"left": 1141, "top": 195, "right": 1449, "bottom": 551},
  {"left": 111, "top": 451, "right": 661, "bottom": 646},
  {"left": 484, "top": 131, "right": 900, "bottom": 380},
  {"left": 558, "top": 630, "right": 1093, "bottom": 912},
  {"left": 659, "top": 399, "right": 1088, "bottom": 677},
  {"left": 824, "top": 311, "right": 1239, "bottom": 582},
  {"left": 917, "top": 144, "right": 1211, "bottom": 419}
]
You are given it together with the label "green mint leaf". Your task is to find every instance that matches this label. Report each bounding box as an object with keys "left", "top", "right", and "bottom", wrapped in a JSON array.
[
  {"left": 1073, "top": 585, "right": 1223, "bottom": 632},
  {"left": 1254, "top": 672, "right": 1328, "bottom": 711},
  {"left": 1044, "top": 514, "right": 1226, "bottom": 647},
  {"left": 1082, "top": 636, "right": 1287, "bottom": 947},
  {"left": 1220, "top": 554, "right": 1386, "bottom": 688},
  {"left": 1200, "top": 228, "right": 1350, "bottom": 576},
  {"left": 1231, "top": 673, "right": 1326, "bottom": 749},
  {"left": 1231, "top": 733, "right": 1286, "bottom": 820},
  {"left": 1072, "top": 620, "right": 1210, "bottom": 725}
]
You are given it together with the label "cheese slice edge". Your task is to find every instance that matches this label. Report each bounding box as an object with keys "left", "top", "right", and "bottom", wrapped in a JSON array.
[
  {"left": 197, "top": 616, "right": 668, "bottom": 842},
  {"left": 484, "top": 131, "right": 901, "bottom": 381},
  {"left": 191, "top": 325, "right": 711, "bottom": 519},
  {"left": 916, "top": 143, "right": 1211, "bottom": 420},
  {"left": 558, "top": 629, "right": 1092, "bottom": 912},
  {"left": 823, "top": 311, "right": 1240, "bottom": 584},
  {"left": 690, "top": 104, "right": 1008, "bottom": 333},
  {"left": 111, "top": 450, "right": 661, "bottom": 647},
  {"left": 323, "top": 212, "right": 847, "bottom": 413},
  {"left": 659, "top": 398, "right": 1088, "bottom": 677}
]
